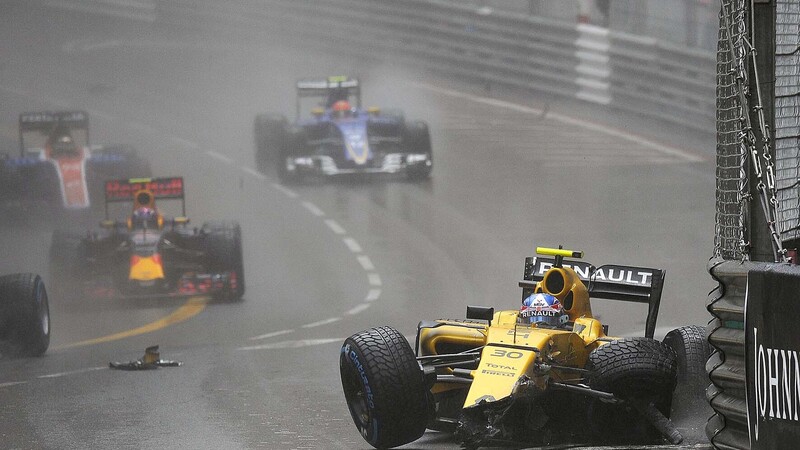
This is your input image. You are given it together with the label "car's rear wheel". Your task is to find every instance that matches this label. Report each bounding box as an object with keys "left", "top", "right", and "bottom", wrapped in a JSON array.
[
  {"left": 587, "top": 337, "right": 678, "bottom": 444},
  {"left": 404, "top": 120, "right": 432, "bottom": 180},
  {"left": 254, "top": 114, "right": 287, "bottom": 174},
  {"left": 0, "top": 273, "right": 50, "bottom": 357},
  {"left": 203, "top": 221, "right": 245, "bottom": 300},
  {"left": 340, "top": 326, "right": 429, "bottom": 448},
  {"left": 663, "top": 325, "right": 711, "bottom": 436}
]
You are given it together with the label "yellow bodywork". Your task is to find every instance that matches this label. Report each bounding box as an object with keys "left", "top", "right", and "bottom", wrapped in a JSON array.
[
  {"left": 129, "top": 254, "right": 165, "bottom": 281},
  {"left": 418, "top": 261, "right": 612, "bottom": 409}
]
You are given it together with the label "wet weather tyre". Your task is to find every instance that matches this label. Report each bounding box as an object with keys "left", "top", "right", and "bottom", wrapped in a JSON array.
[
  {"left": 587, "top": 337, "right": 677, "bottom": 443},
  {"left": 663, "top": 325, "right": 711, "bottom": 420},
  {"left": 340, "top": 326, "right": 429, "bottom": 448},
  {"left": 203, "top": 221, "right": 245, "bottom": 300},
  {"left": 404, "top": 121, "right": 432, "bottom": 180},
  {"left": 0, "top": 274, "right": 50, "bottom": 357},
  {"left": 254, "top": 114, "right": 287, "bottom": 174}
]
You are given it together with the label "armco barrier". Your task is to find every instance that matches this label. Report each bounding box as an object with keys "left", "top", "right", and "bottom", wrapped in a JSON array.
[{"left": 47, "top": 0, "right": 716, "bottom": 132}]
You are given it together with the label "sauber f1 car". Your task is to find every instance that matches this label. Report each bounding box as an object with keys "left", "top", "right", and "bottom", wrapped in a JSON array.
[
  {"left": 49, "top": 177, "right": 244, "bottom": 300},
  {"left": 0, "top": 111, "right": 150, "bottom": 214},
  {"left": 254, "top": 76, "right": 432, "bottom": 182},
  {"left": 340, "top": 247, "right": 709, "bottom": 449}
]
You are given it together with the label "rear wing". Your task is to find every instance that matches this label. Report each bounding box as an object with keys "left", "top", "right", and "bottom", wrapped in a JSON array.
[
  {"left": 19, "top": 111, "right": 90, "bottom": 155},
  {"left": 520, "top": 256, "right": 666, "bottom": 339},
  {"left": 295, "top": 76, "right": 361, "bottom": 118},
  {"left": 104, "top": 177, "right": 185, "bottom": 218}
]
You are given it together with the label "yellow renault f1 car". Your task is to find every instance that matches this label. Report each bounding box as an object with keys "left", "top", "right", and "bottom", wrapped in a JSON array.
[{"left": 340, "top": 247, "right": 706, "bottom": 449}]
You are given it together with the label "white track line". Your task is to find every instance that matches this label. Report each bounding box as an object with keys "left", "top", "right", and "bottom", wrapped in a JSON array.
[
  {"left": 271, "top": 183, "right": 298, "bottom": 198},
  {"left": 357, "top": 255, "right": 375, "bottom": 271},
  {"left": 346, "top": 303, "right": 371, "bottom": 315},
  {"left": 37, "top": 366, "right": 107, "bottom": 379},
  {"left": 238, "top": 338, "right": 342, "bottom": 351},
  {"left": 365, "top": 288, "right": 382, "bottom": 302},
  {"left": 205, "top": 150, "right": 233, "bottom": 165},
  {"left": 241, "top": 166, "right": 266, "bottom": 180},
  {"left": 301, "top": 201, "right": 325, "bottom": 217},
  {"left": 411, "top": 81, "right": 703, "bottom": 163},
  {"left": 249, "top": 329, "right": 295, "bottom": 341},
  {"left": 368, "top": 273, "right": 382, "bottom": 286},
  {"left": 343, "top": 237, "right": 362, "bottom": 253},
  {"left": 324, "top": 219, "right": 346, "bottom": 235},
  {"left": 0, "top": 381, "right": 27, "bottom": 388},
  {"left": 301, "top": 317, "right": 342, "bottom": 328}
]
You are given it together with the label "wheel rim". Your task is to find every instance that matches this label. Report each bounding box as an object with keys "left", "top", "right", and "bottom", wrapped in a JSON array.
[
  {"left": 37, "top": 281, "right": 49, "bottom": 337},
  {"left": 342, "top": 360, "right": 371, "bottom": 428}
]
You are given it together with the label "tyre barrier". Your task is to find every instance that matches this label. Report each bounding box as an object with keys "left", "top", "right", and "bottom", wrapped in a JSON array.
[{"left": 706, "top": 258, "right": 757, "bottom": 449}]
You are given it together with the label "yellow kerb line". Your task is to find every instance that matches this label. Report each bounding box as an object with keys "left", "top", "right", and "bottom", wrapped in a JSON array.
[{"left": 53, "top": 296, "right": 209, "bottom": 350}]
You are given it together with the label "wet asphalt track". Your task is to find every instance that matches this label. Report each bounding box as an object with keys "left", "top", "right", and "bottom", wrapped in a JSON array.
[{"left": 0, "top": 3, "right": 715, "bottom": 449}]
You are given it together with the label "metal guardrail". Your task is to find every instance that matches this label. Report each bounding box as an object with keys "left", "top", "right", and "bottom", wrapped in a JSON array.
[
  {"left": 46, "top": 0, "right": 156, "bottom": 22},
  {"left": 706, "top": 258, "right": 755, "bottom": 450},
  {"left": 48, "top": 0, "right": 715, "bottom": 133}
]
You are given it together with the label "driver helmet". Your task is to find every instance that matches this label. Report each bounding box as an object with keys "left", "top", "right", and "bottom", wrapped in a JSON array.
[
  {"left": 131, "top": 207, "right": 158, "bottom": 230},
  {"left": 519, "top": 293, "right": 569, "bottom": 327},
  {"left": 49, "top": 133, "right": 77, "bottom": 156},
  {"left": 331, "top": 100, "right": 352, "bottom": 118}
]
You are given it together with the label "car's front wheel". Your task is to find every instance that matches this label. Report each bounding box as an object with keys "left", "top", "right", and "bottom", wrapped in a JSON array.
[
  {"left": 587, "top": 337, "right": 678, "bottom": 444},
  {"left": 340, "top": 326, "right": 429, "bottom": 449},
  {"left": 0, "top": 273, "right": 50, "bottom": 357}
]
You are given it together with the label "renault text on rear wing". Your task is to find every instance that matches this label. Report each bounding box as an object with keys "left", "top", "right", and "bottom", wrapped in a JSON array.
[{"left": 520, "top": 256, "right": 666, "bottom": 338}]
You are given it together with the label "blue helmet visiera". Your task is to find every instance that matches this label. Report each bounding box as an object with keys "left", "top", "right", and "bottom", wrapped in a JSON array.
[{"left": 519, "top": 293, "right": 569, "bottom": 327}]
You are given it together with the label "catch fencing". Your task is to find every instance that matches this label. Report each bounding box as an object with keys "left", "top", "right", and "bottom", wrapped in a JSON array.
[{"left": 710, "top": 0, "right": 800, "bottom": 449}]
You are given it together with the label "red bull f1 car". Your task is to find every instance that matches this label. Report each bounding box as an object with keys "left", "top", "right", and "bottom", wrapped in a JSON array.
[
  {"left": 340, "top": 247, "right": 709, "bottom": 448},
  {"left": 49, "top": 177, "right": 244, "bottom": 300},
  {"left": 0, "top": 111, "right": 150, "bottom": 215},
  {"left": 254, "top": 76, "right": 432, "bottom": 182}
]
